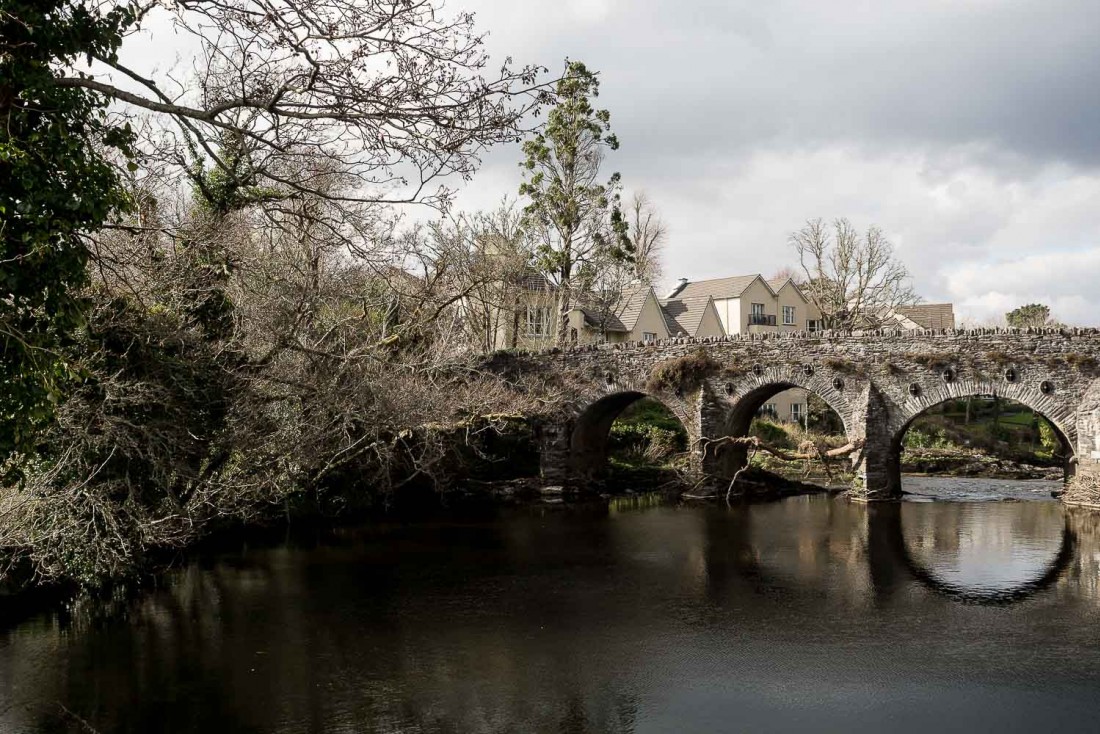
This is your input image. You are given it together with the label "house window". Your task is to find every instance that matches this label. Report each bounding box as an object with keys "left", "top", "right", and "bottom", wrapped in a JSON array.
[
  {"left": 748, "top": 302, "right": 774, "bottom": 326},
  {"left": 642, "top": 332, "right": 658, "bottom": 344},
  {"left": 783, "top": 306, "right": 796, "bottom": 325},
  {"left": 807, "top": 319, "right": 821, "bottom": 333},
  {"left": 759, "top": 403, "right": 778, "bottom": 419},
  {"left": 790, "top": 403, "right": 804, "bottom": 423},
  {"left": 525, "top": 306, "right": 552, "bottom": 337}
]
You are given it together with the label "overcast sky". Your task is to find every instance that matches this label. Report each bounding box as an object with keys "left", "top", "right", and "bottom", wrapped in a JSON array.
[{"left": 443, "top": 0, "right": 1100, "bottom": 325}]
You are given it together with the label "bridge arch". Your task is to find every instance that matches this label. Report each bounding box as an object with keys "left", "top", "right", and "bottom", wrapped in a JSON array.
[
  {"left": 885, "top": 380, "right": 1078, "bottom": 491},
  {"left": 704, "top": 365, "right": 859, "bottom": 479},
  {"left": 567, "top": 390, "right": 696, "bottom": 480}
]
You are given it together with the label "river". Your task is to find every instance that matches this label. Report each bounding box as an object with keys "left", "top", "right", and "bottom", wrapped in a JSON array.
[{"left": 3, "top": 477, "right": 1100, "bottom": 733}]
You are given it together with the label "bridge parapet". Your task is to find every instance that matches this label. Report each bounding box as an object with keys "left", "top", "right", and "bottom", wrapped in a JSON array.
[{"left": 483, "top": 329, "right": 1100, "bottom": 501}]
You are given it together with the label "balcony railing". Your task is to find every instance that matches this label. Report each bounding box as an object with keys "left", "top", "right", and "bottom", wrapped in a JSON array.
[{"left": 748, "top": 313, "right": 776, "bottom": 326}]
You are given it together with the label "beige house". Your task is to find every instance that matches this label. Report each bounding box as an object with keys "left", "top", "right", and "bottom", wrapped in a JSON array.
[
  {"left": 659, "top": 292, "right": 724, "bottom": 339},
  {"left": 485, "top": 276, "right": 672, "bottom": 350},
  {"left": 664, "top": 275, "right": 825, "bottom": 423},
  {"left": 569, "top": 284, "right": 671, "bottom": 345},
  {"left": 666, "top": 275, "right": 823, "bottom": 335}
]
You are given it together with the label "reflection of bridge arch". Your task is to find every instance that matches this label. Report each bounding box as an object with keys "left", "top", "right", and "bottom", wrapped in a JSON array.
[
  {"left": 871, "top": 503, "right": 1076, "bottom": 605},
  {"left": 886, "top": 382, "right": 1078, "bottom": 491},
  {"left": 696, "top": 501, "right": 1077, "bottom": 607}
]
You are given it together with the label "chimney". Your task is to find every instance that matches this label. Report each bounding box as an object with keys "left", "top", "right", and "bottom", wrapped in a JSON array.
[{"left": 666, "top": 277, "right": 689, "bottom": 299}]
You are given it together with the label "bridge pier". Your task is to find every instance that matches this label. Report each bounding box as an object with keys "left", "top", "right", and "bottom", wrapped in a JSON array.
[
  {"left": 848, "top": 385, "right": 903, "bottom": 502},
  {"left": 537, "top": 420, "right": 575, "bottom": 486}
]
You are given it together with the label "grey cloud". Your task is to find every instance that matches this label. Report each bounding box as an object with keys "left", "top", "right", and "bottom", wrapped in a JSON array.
[
  {"left": 475, "top": 0, "right": 1100, "bottom": 173},
  {"left": 451, "top": 0, "right": 1100, "bottom": 325}
]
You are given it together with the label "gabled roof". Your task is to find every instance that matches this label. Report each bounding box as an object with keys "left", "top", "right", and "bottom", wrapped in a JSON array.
[
  {"left": 616, "top": 284, "right": 654, "bottom": 331},
  {"left": 896, "top": 303, "right": 955, "bottom": 330},
  {"left": 515, "top": 270, "right": 555, "bottom": 292},
  {"left": 673, "top": 274, "right": 769, "bottom": 301},
  {"left": 578, "top": 284, "right": 654, "bottom": 333},
  {"left": 659, "top": 294, "right": 721, "bottom": 337}
]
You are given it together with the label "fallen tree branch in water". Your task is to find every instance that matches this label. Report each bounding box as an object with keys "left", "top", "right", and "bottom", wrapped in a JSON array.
[{"left": 692, "top": 435, "right": 866, "bottom": 500}]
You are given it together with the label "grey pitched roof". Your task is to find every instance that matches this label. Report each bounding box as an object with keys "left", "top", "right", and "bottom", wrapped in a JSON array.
[
  {"left": 578, "top": 284, "right": 652, "bottom": 333},
  {"left": 896, "top": 303, "right": 955, "bottom": 329},
  {"left": 615, "top": 284, "right": 653, "bottom": 331},
  {"left": 674, "top": 274, "right": 769, "bottom": 301},
  {"left": 515, "top": 271, "right": 555, "bottom": 292},
  {"left": 579, "top": 306, "right": 628, "bottom": 332},
  {"left": 659, "top": 295, "right": 718, "bottom": 337}
]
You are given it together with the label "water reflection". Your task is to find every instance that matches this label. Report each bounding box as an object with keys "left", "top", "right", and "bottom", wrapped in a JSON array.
[
  {"left": 4, "top": 482, "right": 1100, "bottom": 733},
  {"left": 898, "top": 502, "right": 1073, "bottom": 603}
]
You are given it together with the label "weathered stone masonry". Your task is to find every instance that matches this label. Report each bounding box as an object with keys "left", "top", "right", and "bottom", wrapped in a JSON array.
[{"left": 488, "top": 328, "right": 1100, "bottom": 502}]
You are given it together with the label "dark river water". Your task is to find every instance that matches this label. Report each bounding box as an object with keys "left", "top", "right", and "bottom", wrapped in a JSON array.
[{"left": 4, "top": 478, "right": 1100, "bottom": 733}]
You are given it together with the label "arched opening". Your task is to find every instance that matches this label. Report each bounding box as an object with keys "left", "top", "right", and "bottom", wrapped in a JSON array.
[
  {"left": 891, "top": 396, "right": 1075, "bottom": 492},
  {"left": 570, "top": 392, "right": 689, "bottom": 482},
  {"left": 710, "top": 382, "right": 850, "bottom": 482}
]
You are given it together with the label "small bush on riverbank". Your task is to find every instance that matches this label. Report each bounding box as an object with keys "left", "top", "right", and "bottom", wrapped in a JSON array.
[{"left": 609, "top": 398, "right": 688, "bottom": 467}]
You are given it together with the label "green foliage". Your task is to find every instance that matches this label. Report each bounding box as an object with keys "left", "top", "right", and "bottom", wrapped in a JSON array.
[
  {"left": 1038, "top": 419, "right": 1061, "bottom": 459},
  {"left": 609, "top": 398, "right": 687, "bottom": 465},
  {"left": 1005, "top": 303, "right": 1052, "bottom": 329},
  {"left": 749, "top": 419, "right": 790, "bottom": 447},
  {"left": 608, "top": 423, "right": 683, "bottom": 459},
  {"left": 903, "top": 426, "right": 952, "bottom": 449},
  {"left": 617, "top": 398, "right": 685, "bottom": 434},
  {"left": 645, "top": 349, "right": 719, "bottom": 394},
  {"left": 189, "top": 132, "right": 284, "bottom": 217},
  {"left": 806, "top": 393, "right": 844, "bottom": 434},
  {"left": 0, "top": 0, "right": 137, "bottom": 474}
]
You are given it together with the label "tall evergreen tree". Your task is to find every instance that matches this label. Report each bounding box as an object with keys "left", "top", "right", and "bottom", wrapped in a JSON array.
[{"left": 519, "top": 60, "right": 632, "bottom": 344}]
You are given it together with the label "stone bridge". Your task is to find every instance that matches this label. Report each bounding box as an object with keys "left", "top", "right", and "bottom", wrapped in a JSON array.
[{"left": 485, "top": 328, "right": 1100, "bottom": 502}]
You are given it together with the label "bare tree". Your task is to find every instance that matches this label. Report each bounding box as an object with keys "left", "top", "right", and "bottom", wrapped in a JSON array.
[
  {"left": 417, "top": 201, "right": 534, "bottom": 353},
  {"left": 56, "top": 0, "right": 549, "bottom": 210},
  {"left": 769, "top": 265, "right": 800, "bottom": 283},
  {"left": 790, "top": 218, "right": 917, "bottom": 330},
  {"left": 626, "top": 191, "right": 665, "bottom": 283}
]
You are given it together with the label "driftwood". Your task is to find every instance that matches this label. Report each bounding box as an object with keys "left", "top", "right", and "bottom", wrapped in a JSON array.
[
  {"left": 704, "top": 435, "right": 865, "bottom": 461},
  {"left": 692, "top": 435, "right": 867, "bottom": 503}
]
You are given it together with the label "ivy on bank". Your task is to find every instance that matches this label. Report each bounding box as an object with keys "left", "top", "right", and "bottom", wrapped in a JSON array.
[{"left": 1, "top": 0, "right": 137, "bottom": 478}]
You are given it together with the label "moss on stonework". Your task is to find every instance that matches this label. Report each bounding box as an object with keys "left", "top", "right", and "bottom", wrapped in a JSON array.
[{"left": 645, "top": 349, "right": 719, "bottom": 394}]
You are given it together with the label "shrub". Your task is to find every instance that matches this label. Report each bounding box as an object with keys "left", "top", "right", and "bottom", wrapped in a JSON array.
[
  {"left": 1065, "top": 353, "right": 1099, "bottom": 373},
  {"left": 749, "top": 419, "right": 791, "bottom": 448},
  {"left": 608, "top": 423, "right": 684, "bottom": 461},
  {"left": 1038, "top": 419, "right": 1061, "bottom": 457},
  {"left": 903, "top": 426, "right": 952, "bottom": 449}
]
